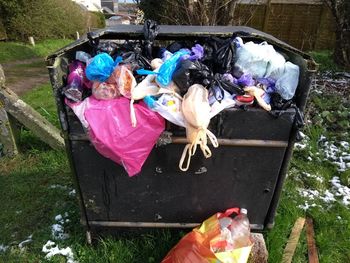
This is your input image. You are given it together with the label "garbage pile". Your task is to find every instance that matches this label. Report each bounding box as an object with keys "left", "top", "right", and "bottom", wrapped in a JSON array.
[{"left": 64, "top": 20, "right": 300, "bottom": 176}]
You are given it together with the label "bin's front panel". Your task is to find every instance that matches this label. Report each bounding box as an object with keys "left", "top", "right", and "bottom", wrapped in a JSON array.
[{"left": 70, "top": 139, "right": 287, "bottom": 229}]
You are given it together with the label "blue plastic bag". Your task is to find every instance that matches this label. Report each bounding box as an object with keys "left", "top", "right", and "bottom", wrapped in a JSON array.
[
  {"left": 156, "top": 49, "right": 190, "bottom": 87},
  {"left": 86, "top": 53, "right": 122, "bottom": 82}
]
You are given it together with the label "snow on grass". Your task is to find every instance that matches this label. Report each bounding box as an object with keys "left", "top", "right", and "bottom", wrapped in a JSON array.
[
  {"left": 50, "top": 185, "right": 76, "bottom": 197},
  {"left": 330, "top": 176, "right": 350, "bottom": 206},
  {"left": 294, "top": 142, "right": 307, "bottom": 150},
  {"left": 302, "top": 172, "right": 324, "bottom": 183},
  {"left": 49, "top": 184, "right": 69, "bottom": 190},
  {"left": 320, "top": 139, "right": 350, "bottom": 172},
  {"left": 298, "top": 201, "right": 319, "bottom": 211},
  {"left": 18, "top": 234, "right": 33, "bottom": 251},
  {"left": 294, "top": 132, "right": 310, "bottom": 150},
  {"left": 52, "top": 213, "right": 70, "bottom": 240},
  {"left": 0, "top": 244, "right": 8, "bottom": 253},
  {"left": 42, "top": 240, "right": 78, "bottom": 263},
  {"left": 296, "top": 175, "right": 350, "bottom": 211}
]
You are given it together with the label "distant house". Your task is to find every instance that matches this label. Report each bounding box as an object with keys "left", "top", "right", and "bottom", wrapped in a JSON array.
[
  {"left": 101, "top": 0, "right": 115, "bottom": 12},
  {"left": 101, "top": 0, "right": 137, "bottom": 15},
  {"left": 72, "top": 0, "right": 102, "bottom": 12}
]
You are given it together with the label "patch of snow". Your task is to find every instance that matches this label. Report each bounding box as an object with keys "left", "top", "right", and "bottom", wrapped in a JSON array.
[
  {"left": 302, "top": 172, "right": 324, "bottom": 183},
  {"left": 52, "top": 213, "right": 70, "bottom": 240},
  {"left": 340, "top": 141, "right": 349, "bottom": 150},
  {"left": 294, "top": 142, "right": 307, "bottom": 150},
  {"left": 55, "top": 214, "right": 63, "bottom": 223},
  {"left": 42, "top": 240, "right": 78, "bottom": 263},
  {"left": 318, "top": 135, "right": 327, "bottom": 142},
  {"left": 52, "top": 224, "right": 69, "bottom": 240},
  {"left": 49, "top": 184, "right": 69, "bottom": 190},
  {"left": 320, "top": 190, "right": 336, "bottom": 203},
  {"left": 330, "top": 176, "right": 350, "bottom": 206},
  {"left": 297, "top": 188, "right": 320, "bottom": 200},
  {"left": 18, "top": 234, "right": 33, "bottom": 251},
  {"left": 0, "top": 244, "right": 8, "bottom": 253},
  {"left": 69, "top": 189, "right": 76, "bottom": 197},
  {"left": 299, "top": 131, "right": 307, "bottom": 139},
  {"left": 298, "top": 201, "right": 318, "bottom": 211},
  {"left": 320, "top": 138, "right": 350, "bottom": 172}
]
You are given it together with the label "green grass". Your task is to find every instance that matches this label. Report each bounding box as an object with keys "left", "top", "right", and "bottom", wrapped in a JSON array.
[
  {"left": 0, "top": 79, "right": 350, "bottom": 262},
  {"left": 309, "top": 50, "right": 342, "bottom": 72},
  {"left": 0, "top": 39, "right": 73, "bottom": 63},
  {"left": 21, "top": 83, "right": 60, "bottom": 128}
]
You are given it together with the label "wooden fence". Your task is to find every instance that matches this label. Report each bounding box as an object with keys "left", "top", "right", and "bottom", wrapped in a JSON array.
[{"left": 232, "top": 0, "right": 335, "bottom": 51}]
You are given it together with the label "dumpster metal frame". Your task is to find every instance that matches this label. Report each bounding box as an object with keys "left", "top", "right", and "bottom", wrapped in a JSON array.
[{"left": 47, "top": 25, "right": 316, "bottom": 236}]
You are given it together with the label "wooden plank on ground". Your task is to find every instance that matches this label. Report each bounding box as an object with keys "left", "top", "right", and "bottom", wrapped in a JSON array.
[
  {"left": 0, "top": 64, "right": 64, "bottom": 151},
  {"left": 0, "top": 64, "right": 18, "bottom": 157},
  {"left": 282, "top": 217, "right": 306, "bottom": 263},
  {"left": 306, "top": 218, "right": 319, "bottom": 263},
  {"left": 0, "top": 102, "right": 18, "bottom": 157}
]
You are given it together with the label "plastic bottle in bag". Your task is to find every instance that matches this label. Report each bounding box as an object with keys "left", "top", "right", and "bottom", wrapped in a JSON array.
[{"left": 230, "top": 208, "right": 251, "bottom": 249}]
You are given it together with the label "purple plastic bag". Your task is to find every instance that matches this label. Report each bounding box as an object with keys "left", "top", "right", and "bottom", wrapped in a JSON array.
[
  {"left": 223, "top": 73, "right": 236, "bottom": 84},
  {"left": 67, "top": 97, "right": 165, "bottom": 176},
  {"left": 185, "top": 44, "right": 205, "bottom": 61},
  {"left": 237, "top": 74, "right": 255, "bottom": 87},
  {"left": 257, "top": 77, "right": 276, "bottom": 89}
]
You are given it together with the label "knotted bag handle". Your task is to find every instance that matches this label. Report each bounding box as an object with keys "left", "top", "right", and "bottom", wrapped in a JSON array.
[{"left": 179, "top": 127, "right": 219, "bottom": 171}]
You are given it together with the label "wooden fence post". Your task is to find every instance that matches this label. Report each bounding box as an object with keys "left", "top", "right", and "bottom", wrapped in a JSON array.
[
  {"left": 263, "top": 0, "right": 271, "bottom": 32},
  {"left": 0, "top": 64, "right": 18, "bottom": 157}
]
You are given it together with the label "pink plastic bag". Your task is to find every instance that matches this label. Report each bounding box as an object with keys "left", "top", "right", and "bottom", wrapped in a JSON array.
[{"left": 67, "top": 97, "right": 165, "bottom": 176}]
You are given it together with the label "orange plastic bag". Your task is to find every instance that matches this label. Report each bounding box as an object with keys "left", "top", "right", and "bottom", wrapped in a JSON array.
[{"left": 162, "top": 208, "right": 253, "bottom": 263}]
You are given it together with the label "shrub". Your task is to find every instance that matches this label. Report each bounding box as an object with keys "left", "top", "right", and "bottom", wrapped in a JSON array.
[{"left": 0, "top": 0, "right": 105, "bottom": 41}]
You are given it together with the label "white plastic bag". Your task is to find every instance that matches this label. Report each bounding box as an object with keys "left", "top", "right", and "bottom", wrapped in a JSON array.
[
  {"left": 179, "top": 84, "right": 218, "bottom": 171},
  {"left": 234, "top": 37, "right": 286, "bottom": 79},
  {"left": 147, "top": 94, "right": 186, "bottom": 127},
  {"left": 209, "top": 89, "right": 236, "bottom": 119},
  {"left": 275, "top": 61, "right": 300, "bottom": 100}
]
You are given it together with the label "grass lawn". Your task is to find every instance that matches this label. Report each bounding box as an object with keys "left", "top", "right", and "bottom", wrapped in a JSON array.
[
  {"left": 0, "top": 48, "right": 349, "bottom": 262},
  {"left": 0, "top": 39, "right": 73, "bottom": 64}
]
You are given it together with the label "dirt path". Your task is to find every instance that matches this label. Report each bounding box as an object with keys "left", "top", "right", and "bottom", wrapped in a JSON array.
[{"left": 2, "top": 58, "right": 50, "bottom": 96}]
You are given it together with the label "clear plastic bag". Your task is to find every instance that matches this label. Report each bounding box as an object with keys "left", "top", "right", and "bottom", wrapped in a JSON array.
[
  {"left": 108, "top": 65, "right": 137, "bottom": 99},
  {"left": 92, "top": 81, "right": 119, "bottom": 100}
]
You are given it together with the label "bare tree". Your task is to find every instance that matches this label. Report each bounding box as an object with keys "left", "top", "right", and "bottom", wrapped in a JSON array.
[{"left": 323, "top": 0, "right": 350, "bottom": 69}]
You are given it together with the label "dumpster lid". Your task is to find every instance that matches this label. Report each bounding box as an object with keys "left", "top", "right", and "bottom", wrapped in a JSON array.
[{"left": 46, "top": 25, "right": 315, "bottom": 66}]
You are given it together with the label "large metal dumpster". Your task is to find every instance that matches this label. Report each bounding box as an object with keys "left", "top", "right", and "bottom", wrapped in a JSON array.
[{"left": 46, "top": 25, "right": 316, "bottom": 238}]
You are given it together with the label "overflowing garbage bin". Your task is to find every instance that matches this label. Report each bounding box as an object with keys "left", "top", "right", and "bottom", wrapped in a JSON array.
[{"left": 46, "top": 24, "right": 316, "bottom": 239}]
